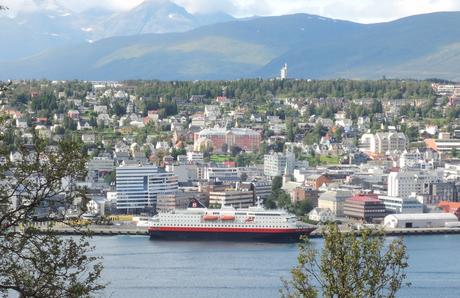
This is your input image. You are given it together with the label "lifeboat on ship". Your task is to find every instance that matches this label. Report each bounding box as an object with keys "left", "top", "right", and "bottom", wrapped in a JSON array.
[
  {"left": 220, "top": 214, "right": 235, "bottom": 221},
  {"left": 203, "top": 214, "right": 219, "bottom": 221}
]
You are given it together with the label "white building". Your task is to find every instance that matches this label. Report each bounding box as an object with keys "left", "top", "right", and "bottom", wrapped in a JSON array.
[
  {"left": 308, "top": 208, "right": 335, "bottom": 223},
  {"left": 87, "top": 156, "right": 114, "bottom": 184},
  {"left": 203, "top": 166, "right": 239, "bottom": 182},
  {"left": 383, "top": 213, "right": 458, "bottom": 229},
  {"left": 115, "top": 165, "right": 178, "bottom": 211},
  {"left": 378, "top": 195, "right": 424, "bottom": 214},
  {"left": 280, "top": 63, "right": 288, "bottom": 80},
  {"left": 360, "top": 132, "right": 407, "bottom": 155},
  {"left": 166, "top": 164, "right": 198, "bottom": 183},
  {"left": 264, "top": 152, "right": 295, "bottom": 177},
  {"left": 209, "top": 190, "right": 254, "bottom": 208},
  {"left": 387, "top": 170, "right": 442, "bottom": 198},
  {"left": 204, "top": 105, "right": 221, "bottom": 121},
  {"left": 399, "top": 150, "right": 422, "bottom": 169},
  {"left": 187, "top": 152, "right": 204, "bottom": 163}
]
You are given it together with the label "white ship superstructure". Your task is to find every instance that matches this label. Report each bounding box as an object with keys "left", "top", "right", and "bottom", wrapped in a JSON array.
[{"left": 147, "top": 199, "right": 316, "bottom": 241}]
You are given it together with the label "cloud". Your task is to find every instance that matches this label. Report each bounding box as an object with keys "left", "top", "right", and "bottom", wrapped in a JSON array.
[
  {"left": 176, "top": 0, "right": 460, "bottom": 23},
  {"left": 1, "top": 0, "right": 460, "bottom": 23}
]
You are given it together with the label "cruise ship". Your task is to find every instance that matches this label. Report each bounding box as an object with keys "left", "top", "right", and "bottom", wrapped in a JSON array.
[{"left": 148, "top": 199, "right": 316, "bottom": 242}]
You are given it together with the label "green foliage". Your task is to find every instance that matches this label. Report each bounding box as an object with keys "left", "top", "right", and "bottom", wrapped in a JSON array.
[
  {"left": 289, "top": 200, "right": 314, "bottom": 217},
  {"left": 272, "top": 176, "right": 283, "bottom": 191},
  {"left": 0, "top": 124, "right": 105, "bottom": 296},
  {"left": 282, "top": 225, "right": 410, "bottom": 298},
  {"left": 265, "top": 189, "right": 291, "bottom": 210},
  {"left": 304, "top": 124, "right": 328, "bottom": 145},
  {"left": 112, "top": 101, "right": 126, "bottom": 116},
  {"left": 230, "top": 145, "right": 242, "bottom": 157},
  {"left": 171, "top": 147, "right": 186, "bottom": 159}
]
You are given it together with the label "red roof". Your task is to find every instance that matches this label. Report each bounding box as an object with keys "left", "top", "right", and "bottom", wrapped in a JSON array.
[
  {"left": 438, "top": 201, "right": 460, "bottom": 213},
  {"left": 224, "top": 161, "right": 237, "bottom": 167},
  {"left": 351, "top": 193, "right": 380, "bottom": 202}
]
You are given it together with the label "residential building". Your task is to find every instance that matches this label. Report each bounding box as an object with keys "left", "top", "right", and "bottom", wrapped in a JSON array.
[
  {"left": 308, "top": 208, "right": 335, "bottom": 223},
  {"left": 187, "top": 152, "right": 204, "bottom": 163},
  {"left": 317, "top": 190, "right": 352, "bottom": 217},
  {"left": 387, "top": 170, "right": 442, "bottom": 198},
  {"left": 438, "top": 201, "right": 460, "bottom": 218},
  {"left": 241, "top": 181, "right": 272, "bottom": 201},
  {"left": 426, "top": 182, "right": 458, "bottom": 204},
  {"left": 87, "top": 157, "right": 114, "bottom": 184},
  {"left": 399, "top": 150, "right": 422, "bottom": 169},
  {"left": 263, "top": 152, "right": 295, "bottom": 177},
  {"left": 209, "top": 190, "right": 254, "bottom": 208},
  {"left": 305, "top": 174, "right": 331, "bottom": 190},
  {"left": 425, "top": 138, "right": 460, "bottom": 153},
  {"left": 360, "top": 132, "right": 407, "bottom": 155},
  {"left": 290, "top": 187, "right": 319, "bottom": 206},
  {"left": 202, "top": 166, "right": 240, "bottom": 182},
  {"left": 155, "top": 194, "right": 177, "bottom": 212}
]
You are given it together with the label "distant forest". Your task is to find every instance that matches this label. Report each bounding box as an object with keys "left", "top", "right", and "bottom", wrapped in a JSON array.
[{"left": 128, "top": 79, "right": 438, "bottom": 101}]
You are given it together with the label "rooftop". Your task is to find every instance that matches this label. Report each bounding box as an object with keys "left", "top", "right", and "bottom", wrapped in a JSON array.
[{"left": 350, "top": 193, "right": 380, "bottom": 202}]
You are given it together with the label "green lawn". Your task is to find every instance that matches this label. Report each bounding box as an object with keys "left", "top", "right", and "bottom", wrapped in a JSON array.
[
  {"left": 319, "top": 155, "right": 341, "bottom": 164},
  {"left": 210, "top": 154, "right": 234, "bottom": 162}
]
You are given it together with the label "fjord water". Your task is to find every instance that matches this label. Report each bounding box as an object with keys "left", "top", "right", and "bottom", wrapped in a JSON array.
[{"left": 94, "top": 235, "right": 460, "bottom": 298}]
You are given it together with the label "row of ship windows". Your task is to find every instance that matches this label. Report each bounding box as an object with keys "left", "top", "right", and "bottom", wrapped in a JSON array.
[{"left": 172, "top": 224, "right": 287, "bottom": 228}]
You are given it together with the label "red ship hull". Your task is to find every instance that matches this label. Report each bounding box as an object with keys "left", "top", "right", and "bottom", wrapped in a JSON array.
[{"left": 148, "top": 226, "right": 316, "bottom": 242}]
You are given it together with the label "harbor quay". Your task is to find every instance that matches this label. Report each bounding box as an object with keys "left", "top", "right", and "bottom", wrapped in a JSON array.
[{"left": 32, "top": 222, "right": 460, "bottom": 238}]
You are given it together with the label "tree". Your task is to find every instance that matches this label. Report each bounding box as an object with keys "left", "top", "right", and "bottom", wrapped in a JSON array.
[
  {"left": 0, "top": 122, "right": 104, "bottom": 296},
  {"left": 282, "top": 225, "right": 409, "bottom": 298},
  {"left": 230, "top": 145, "right": 242, "bottom": 157},
  {"left": 221, "top": 143, "right": 229, "bottom": 153},
  {"left": 272, "top": 176, "right": 283, "bottom": 191}
]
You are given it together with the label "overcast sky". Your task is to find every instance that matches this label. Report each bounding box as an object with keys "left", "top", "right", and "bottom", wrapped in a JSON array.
[{"left": 3, "top": 0, "right": 460, "bottom": 23}]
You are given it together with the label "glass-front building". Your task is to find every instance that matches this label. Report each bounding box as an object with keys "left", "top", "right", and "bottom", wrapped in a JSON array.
[{"left": 116, "top": 165, "right": 178, "bottom": 212}]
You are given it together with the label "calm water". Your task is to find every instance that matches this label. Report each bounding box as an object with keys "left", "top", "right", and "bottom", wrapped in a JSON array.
[{"left": 93, "top": 234, "right": 460, "bottom": 298}]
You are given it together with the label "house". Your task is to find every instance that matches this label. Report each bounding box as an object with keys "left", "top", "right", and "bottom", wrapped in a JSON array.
[
  {"left": 308, "top": 208, "right": 335, "bottom": 223},
  {"left": 305, "top": 174, "right": 331, "bottom": 190},
  {"left": 94, "top": 105, "right": 108, "bottom": 114},
  {"left": 67, "top": 110, "right": 80, "bottom": 120},
  {"left": 15, "top": 117, "right": 28, "bottom": 129},
  {"left": 97, "top": 113, "right": 111, "bottom": 126},
  {"left": 318, "top": 190, "right": 352, "bottom": 217},
  {"left": 438, "top": 201, "right": 460, "bottom": 218},
  {"left": 77, "top": 121, "right": 93, "bottom": 130},
  {"left": 35, "top": 125, "right": 51, "bottom": 139},
  {"left": 82, "top": 134, "right": 96, "bottom": 144}
]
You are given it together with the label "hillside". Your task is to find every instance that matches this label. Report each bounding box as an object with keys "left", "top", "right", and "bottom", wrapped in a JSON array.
[
  {"left": 2, "top": 12, "right": 460, "bottom": 80},
  {"left": 0, "top": 0, "right": 233, "bottom": 61}
]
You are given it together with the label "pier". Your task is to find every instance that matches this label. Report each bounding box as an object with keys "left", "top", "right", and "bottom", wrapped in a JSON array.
[
  {"left": 309, "top": 226, "right": 460, "bottom": 238},
  {"left": 33, "top": 222, "right": 460, "bottom": 238}
]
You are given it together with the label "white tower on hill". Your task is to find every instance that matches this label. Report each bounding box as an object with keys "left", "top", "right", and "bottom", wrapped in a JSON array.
[{"left": 280, "top": 63, "right": 288, "bottom": 80}]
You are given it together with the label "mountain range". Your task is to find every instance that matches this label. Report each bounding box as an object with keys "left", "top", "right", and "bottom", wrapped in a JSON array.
[
  {"left": 0, "top": 0, "right": 233, "bottom": 61},
  {"left": 1, "top": 5, "right": 460, "bottom": 81}
]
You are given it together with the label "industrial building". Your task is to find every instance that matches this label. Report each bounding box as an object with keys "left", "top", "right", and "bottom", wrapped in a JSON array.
[{"left": 383, "top": 213, "right": 458, "bottom": 228}]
